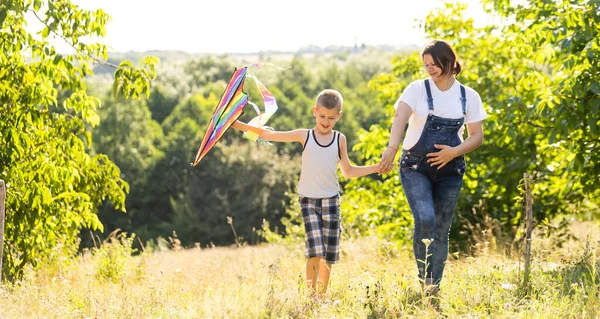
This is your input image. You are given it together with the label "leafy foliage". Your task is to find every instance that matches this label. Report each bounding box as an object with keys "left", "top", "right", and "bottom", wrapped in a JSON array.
[
  {"left": 165, "top": 141, "right": 301, "bottom": 246},
  {"left": 0, "top": 0, "right": 157, "bottom": 280},
  {"left": 5, "top": 0, "right": 597, "bottom": 281},
  {"left": 94, "top": 231, "right": 137, "bottom": 283},
  {"left": 88, "top": 52, "right": 392, "bottom": 249},
  {"left": 343, "top": 0, "right": 600, "bottom": 248}
]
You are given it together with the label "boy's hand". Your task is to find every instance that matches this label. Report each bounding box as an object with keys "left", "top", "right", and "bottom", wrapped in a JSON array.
[{"left": 374, "top": 162, "right": 383, "bottom": 174}]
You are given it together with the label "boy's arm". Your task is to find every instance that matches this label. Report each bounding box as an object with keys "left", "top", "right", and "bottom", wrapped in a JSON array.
[
  {"left": 231, "top": 120, "right": 307, "bottom": 144},
  {"left": 338, "top": 133, "right": 380, "bottom": 179}
]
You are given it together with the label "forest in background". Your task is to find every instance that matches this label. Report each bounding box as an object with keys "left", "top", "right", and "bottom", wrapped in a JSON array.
[
  {"left": 83, "top": 47, "right": 396, "bottom": 251},
  {"left": 1, "top": 0, "right": 599, "bottom": 280}
]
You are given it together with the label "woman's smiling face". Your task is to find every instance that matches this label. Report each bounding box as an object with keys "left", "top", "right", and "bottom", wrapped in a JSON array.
[{"left": 423, "top": 53, "right": 445, "bottom": 82}]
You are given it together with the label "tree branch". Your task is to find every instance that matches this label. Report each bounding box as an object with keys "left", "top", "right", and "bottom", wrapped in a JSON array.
[{"left": 29, "top": 9, "right": 119, "bottom": 69}]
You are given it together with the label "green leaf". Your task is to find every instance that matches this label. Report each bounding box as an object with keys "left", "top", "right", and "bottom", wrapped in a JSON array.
[
  {"left": 33, "top": 0, "right": 43, "bottom": 10},
  {"left": 41, "top": 27, "right": 49, "bottom": 39},
  {"left": 591, "top": 98, "right": 600, "bottom": 114},
  {"left": 591, "top": 81, "right": 600, "bottom": 95},
  {"left": 589, "top": 115, "right": 598, "bottom": 135},
  {"left": 0, "top": 8, "right": 7, "bottom": 27},
  {"left": 119, "top": 60, "right": 134, "bottom": 68}
]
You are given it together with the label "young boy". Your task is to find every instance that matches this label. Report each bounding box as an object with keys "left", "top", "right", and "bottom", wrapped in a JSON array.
[{"left": 231, "top": 89, "right": 379, "bottom": 298}]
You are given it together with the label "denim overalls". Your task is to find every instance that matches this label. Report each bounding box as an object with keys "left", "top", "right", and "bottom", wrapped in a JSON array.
[{"left": 400, "top": 79, "right": 467, "bottom": 286}]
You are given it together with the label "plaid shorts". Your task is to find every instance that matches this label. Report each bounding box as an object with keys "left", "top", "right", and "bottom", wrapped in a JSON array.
[{"left": 299, "top": 194, "right": 341, "bottom": 264}]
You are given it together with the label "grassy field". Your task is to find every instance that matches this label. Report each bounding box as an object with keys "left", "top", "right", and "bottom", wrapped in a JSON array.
[{"left": 1, "top": 225, "right": 599, "bottom": 318}]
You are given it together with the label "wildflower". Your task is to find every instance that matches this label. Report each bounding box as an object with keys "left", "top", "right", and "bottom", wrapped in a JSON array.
[
  {"left": 421, "top": 238, "right": 434, "bottom": 246},
  {"left": 501, "top": 283, "right": 516, "bottom": 290},
  {"left": 571, "top": 283, "right": 579, "bottom": 290},
  {"left": 268, "top": 263, "right": 280, "bottom": 274}
]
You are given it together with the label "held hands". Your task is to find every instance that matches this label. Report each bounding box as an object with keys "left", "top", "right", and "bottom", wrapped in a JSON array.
[
  {"left": 427, "top": 144, "right": 459, "bottom": 169},
  {"left": 378, "top": 146, "right": 397, "bottom": 174}
]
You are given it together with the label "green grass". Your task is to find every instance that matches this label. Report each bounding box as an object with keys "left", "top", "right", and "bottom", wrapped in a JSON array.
[{"left": 1, "top": 231, "right": 599, "bottom": 318}]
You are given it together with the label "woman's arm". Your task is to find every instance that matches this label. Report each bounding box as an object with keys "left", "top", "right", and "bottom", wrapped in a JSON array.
[
  {"left": 231, "top": 121, "right": 307, "bottom": 144},
  {"left": 378, "top": 102, "right": 413, "bottom": 173},
  {"left": 338, "top": 133, "right": 380, "bottom": 178}
]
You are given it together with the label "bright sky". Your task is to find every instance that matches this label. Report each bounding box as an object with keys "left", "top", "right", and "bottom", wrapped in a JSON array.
[{"left": 42, "top": 0, "right": 488, "bottom": 54}]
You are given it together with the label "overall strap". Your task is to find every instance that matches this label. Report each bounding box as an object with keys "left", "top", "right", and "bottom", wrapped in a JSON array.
[
  {"left": 424, "top": 79, "right": 434, "bottom": 114},
  {"left": 460, "top": 85, "right": 467, "bottom": 115}
]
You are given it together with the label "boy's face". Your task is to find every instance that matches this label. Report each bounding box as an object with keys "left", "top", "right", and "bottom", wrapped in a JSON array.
[{"left": 312, "top": 105, "right": 342, "bottom": 135}]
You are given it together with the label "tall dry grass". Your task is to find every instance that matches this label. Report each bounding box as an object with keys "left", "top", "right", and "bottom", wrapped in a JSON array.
[{"left": 0, "top": 223, "right": 599, "bottom": 318}]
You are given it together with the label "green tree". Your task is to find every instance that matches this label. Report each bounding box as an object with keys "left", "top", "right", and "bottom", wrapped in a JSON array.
[
  {"left": 90, "top": 95, "right": 164, "bottom": 238},
  {"left": 147, "top": 85, "right": 180, "bottom": 124},
  {"left": 183, "top": 56, "right": 234, "bottom": 90},
  {"left": 0, "top": 0, "right": 157, "bottom": 280},
  {"left": 161, "top": 91, "right": 220, "bottom": 136},
  {"left": 166, "top": 141, "right": 301, "bottom": 246},
  {"left": 342, "top": 0, "right": 600, "bottom": 248},
  {"left": 483, "top": 0, "right": 600, "bottom": 193}
]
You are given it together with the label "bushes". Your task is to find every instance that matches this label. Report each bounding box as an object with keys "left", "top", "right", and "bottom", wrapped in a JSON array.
[{"left": 94, "top": 231, "right": 138, "bottom": 283}]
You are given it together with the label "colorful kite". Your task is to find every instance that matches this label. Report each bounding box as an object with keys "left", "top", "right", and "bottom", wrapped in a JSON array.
[
  {"left": 191, "top": 64, "right": 282, "bottom": 166},
  {"left": 242, "top": 74, "right": 279, "bottom": 142}
]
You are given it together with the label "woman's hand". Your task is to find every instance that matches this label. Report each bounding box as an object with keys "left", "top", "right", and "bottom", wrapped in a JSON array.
[
  {"left": 379, "top": 101, "right": 412, "bottom": 174},
  {"left": 378, "top": 147, "right": 398, "bottom": 174},
  {"left": 426, "top": 144, "right": 459, "bottom": 169}
]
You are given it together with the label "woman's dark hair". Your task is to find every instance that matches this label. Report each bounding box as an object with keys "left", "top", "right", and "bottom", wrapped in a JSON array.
[{"left": 422, "top": 40, "right": 462, "bottom": 76}]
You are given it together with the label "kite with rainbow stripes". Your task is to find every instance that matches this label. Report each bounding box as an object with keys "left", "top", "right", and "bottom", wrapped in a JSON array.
[{"left": 191, "top": 64, "right": 280, "bottom": 166}]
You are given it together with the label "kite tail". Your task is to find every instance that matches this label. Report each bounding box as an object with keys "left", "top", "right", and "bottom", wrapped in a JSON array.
[{"left": 242, "top": 73, "right": 280, "bottom": 142}]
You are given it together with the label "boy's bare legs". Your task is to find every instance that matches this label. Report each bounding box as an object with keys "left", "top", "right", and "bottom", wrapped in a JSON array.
[
  {"left": 317, "top": 259, "right": 332, "bottom": 298},
  {"left": 306, "top": 257, "right": 333, "bottom": 299},
  {"left": 306, "top": 256, "right": 321, "bottom": 297}
]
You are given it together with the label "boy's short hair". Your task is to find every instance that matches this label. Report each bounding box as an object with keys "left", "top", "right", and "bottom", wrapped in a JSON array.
[{"left": 316, "top": 89, "right": 343, "bottom": 111}]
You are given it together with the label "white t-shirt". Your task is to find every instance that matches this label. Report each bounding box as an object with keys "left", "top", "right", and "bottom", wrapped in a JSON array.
[{"left": 394, "top": 78, "right": 488, "bottom": 150}]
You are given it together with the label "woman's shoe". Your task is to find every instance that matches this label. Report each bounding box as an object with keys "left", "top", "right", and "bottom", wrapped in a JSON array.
[{"left": 420, "top": 279, "right": 440, "bottom": 296}]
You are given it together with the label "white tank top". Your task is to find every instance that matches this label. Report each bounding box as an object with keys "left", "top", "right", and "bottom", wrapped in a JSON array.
[{"left": 297, "top": 130, "right": 341, "bottom": 198}]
